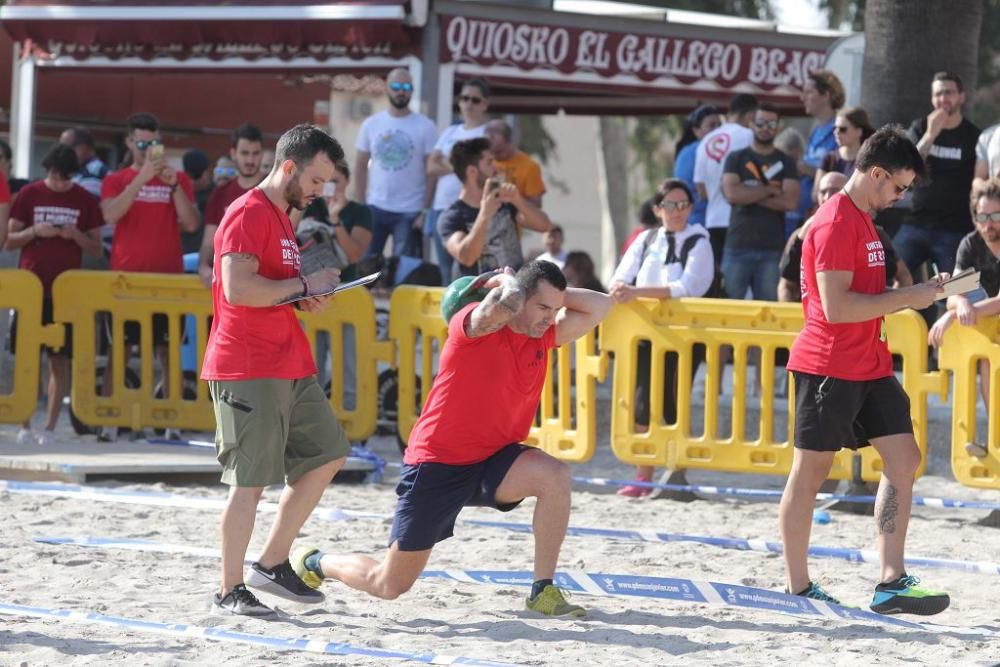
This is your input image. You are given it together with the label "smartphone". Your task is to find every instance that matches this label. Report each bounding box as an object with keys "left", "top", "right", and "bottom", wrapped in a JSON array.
[
  {"left": 323, "top": 181, "right": 336, "bottom": 198},
  {"left": 486, "top": 178, "right": 500, "bottom": 194},
  {"left": 149, "top": 144, "right": 164, "bottom": 162}
]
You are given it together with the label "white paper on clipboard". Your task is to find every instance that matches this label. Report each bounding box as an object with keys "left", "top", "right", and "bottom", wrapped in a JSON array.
[
  {"left": 936, "top": 269, "right": 981, "bottom": 300},
  {"left": 275, "top": 271, "right": 381, "bottom": 306}
]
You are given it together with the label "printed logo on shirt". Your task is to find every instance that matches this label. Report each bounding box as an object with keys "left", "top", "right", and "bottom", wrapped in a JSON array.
[
  {"left": 704, "top": 133, "right": 732, "bottom": 163},
  {"left": 373, "top": 130, "right": 416, "bottom": 171},
  {"left": 32, "top": 206, "right": 81, "bottom": 228},
  {"left": 136, "top": 184, "right": 173, "bottom": 204},
  {"left": 279, "top": 237, "right": 301, "bottom": 269},
  {"left": 929, "top": 144, "right": 963, "bottom": 161},
  {"left": 865, "top": 239, "right": 886, "bottom": 267}
]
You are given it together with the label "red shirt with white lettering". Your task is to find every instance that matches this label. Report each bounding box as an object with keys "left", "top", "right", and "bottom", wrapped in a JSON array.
[
  {"left": 12, "top": 180, "right": 103, "bottom": 296},
  {"left": 404, "top": 302, "right": 557, "bottom": 465},
  {"left": 788, "top": 193, "right": 892, "bottom": 381},
  {"left": 204, "top": 178, "right": 252, "bottom": 229},
  {"left": 101, "top": 168, "right": 194, "bottom": 273},
  {"left": 200, "top": 188, "right": 316, "bottom": 381}
]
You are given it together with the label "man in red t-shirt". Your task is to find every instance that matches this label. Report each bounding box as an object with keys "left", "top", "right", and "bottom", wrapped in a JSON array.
[
  {"left": 4, "top": 144, "right": 102, "bottom": 446},
  {"left": 292, "top": 261, "right": 612, "bottom": 617},
  {"left": 97, "top": 112, "right": 200, "bottom": 440},
  {"left": 200, "top": 124, "right": 351, "bottom": 617},
  {"left": 783, "top": 126, "right": 950, "bottom": 615},
  {"left": 197, "top": 123, "right": 264, "bottom": 287}
]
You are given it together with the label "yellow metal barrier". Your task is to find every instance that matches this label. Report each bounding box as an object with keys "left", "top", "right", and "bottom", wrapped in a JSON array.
[
  {"left": 50, "top": 270, "right": 385, "bottom": 440},
  {"left": 0, "top": 270, "right": 65, "bottom": 424},
  {"left": 601, "top": 298, "right": 945, "bottom": 482},
  {"left": 389, "top": 286, "right": 605, "bottom": 462},
  {"left": 938, "top": 319, "right": 1000, "bottom": 490}
]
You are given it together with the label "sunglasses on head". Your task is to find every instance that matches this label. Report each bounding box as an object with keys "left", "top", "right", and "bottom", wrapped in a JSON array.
[
  {"left": 134, "top": 138, "right": 162, "bottom": 151},
  {"left": 389, "top": 82, "right": 413, "bottom": 93},
  {"left": 975, "top": 211, "right": 1000, "bottom": 224},
  {"left": 459, "top": 94, "right": 484, "bottom": 105},
  {"left": 658, "top": 200, "right": 690, "bottom": 211},
  {"left": 754, "top": 119, "right": 779, "bottom": 130}
]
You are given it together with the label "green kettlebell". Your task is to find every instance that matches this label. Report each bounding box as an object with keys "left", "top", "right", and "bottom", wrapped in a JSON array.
[{"left": 440, "top": 272, "right": 494, "bottom": 323}]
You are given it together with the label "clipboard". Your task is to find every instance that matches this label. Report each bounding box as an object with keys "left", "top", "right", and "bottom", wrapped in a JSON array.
[
  {"left": 936, "top": 268, "right": 981, "bottom": 300},
  {"left": 275, "top": 271, "right": 381, "bottom": 306}
]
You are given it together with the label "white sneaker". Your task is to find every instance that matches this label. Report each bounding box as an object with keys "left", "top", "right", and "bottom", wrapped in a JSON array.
[
  {"left": 36, "top": 431, "right": 56, "bottom": 447},
  {"left": 164, "top": 428, "right": 182, "bottom": 441},
  {"left": 15, "top": 428, "right": 34, "bottom": 446}
]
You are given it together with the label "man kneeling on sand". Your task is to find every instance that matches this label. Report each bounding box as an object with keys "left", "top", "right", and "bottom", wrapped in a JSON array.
[{"left": 291, "top": 260, "right": 612, "bottom": 616}]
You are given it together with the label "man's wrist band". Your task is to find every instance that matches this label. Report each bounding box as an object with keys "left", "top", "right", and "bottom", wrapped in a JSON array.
[{"left": 300, "top": 274, "right": 310, "bottom": 298}]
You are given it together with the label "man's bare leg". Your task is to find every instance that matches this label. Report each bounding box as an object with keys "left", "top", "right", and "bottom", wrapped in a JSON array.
[
  {"left": 220, "top": 485, "right": 265, "bottom": 593},
  {"left": 779, "top": 448, "right": 836, "bottom": 594},
  {"left": 317, "top": 543, "right": 432, "bottom": 600},
  {"left": 869, "top": 433, "right": 920, "bottom": 583}
]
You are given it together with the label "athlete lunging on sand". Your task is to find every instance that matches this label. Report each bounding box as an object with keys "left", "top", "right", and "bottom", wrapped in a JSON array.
[
  {"left": 782, "top": 125, "right": 950, "bottom": 615},
  {"left": 292, "top": 260, "right": 612, "bottom": 617}
]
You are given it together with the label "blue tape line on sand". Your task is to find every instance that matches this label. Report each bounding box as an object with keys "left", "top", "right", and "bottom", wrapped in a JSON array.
[
  {"left": 8, "top": 480, "right": 998, "bottom": 577},
  {"left": 34, "top": 536, "right": 1000, "bottom": 640},
  {"left": 0, "top": 602, "right": 517, "bottom": 666},
  {"left": 572, "top": 475, "right": 1000, "bottom": 511}
]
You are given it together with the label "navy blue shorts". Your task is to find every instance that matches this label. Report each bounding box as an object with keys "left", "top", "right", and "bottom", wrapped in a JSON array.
[{"left": 389, "top": 443, "right": 532, "bottom": 552}]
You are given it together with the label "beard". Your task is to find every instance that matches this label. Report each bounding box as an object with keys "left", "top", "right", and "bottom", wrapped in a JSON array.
[
  {"left": 283, "top": 178, "right": 307, "bottom": 210},
  {"left": 755, "top": 134, "right": 775, "bottom": 146},
  {"left": 388, "top": 94, "right": 411, "bottom": 110},
  {"left": 983, "top": 229, "right": 1000, "bottom": 243}
]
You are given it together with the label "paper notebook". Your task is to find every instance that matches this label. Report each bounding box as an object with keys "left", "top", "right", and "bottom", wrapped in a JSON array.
[
  {"left": 276, "top": 271, "right": 381, "bottom": 306},
  {"left": 936, "top": 269, "right": 981, "bottom": 300}
]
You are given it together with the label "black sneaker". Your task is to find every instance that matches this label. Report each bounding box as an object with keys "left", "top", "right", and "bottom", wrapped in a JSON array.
[
  {"left": 246, "top": 560, "right": 326, "bottom": 604},
  {"left": 788, "top": 581, "right": 841, "bottom": 605},
  {"left": 211, "top": 583, "right": 276, "bottom": 617},
  {"left": 870, "top": 574, "right": 950, "bottom": 616}
]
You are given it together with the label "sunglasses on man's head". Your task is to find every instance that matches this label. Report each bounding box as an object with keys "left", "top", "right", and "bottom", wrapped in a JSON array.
[
  {"left": 459, "top": 95, "right": 484, "bottom": 105},
  {"left": 754, "top": 120, "right": 779, "bottom": 130},
  {"left": 975, "top": 212, "right": 1000, "bottom": 224},
  {"left": 134, "top": 138, "right": 162, "bottom": 151},
  {"left": 389, "top": 82, "right": 413, "bottom": 93}
]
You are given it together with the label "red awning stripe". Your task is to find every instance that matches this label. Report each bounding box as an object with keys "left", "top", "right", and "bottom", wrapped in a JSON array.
[{"left": 1, "top": 4, "right": 406, "bottom": 21}]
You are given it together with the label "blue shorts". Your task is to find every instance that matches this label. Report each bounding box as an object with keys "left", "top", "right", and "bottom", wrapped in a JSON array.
[{"left": 389, "top": 444, "right": 532, "bottom": 551}]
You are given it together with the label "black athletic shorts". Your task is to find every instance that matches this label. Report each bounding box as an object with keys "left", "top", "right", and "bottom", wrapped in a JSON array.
[
  {"left": 388, "top": 444, "right": 532, "bottom": 552},
  {"left": 792, "top": 371, "right": 913, "bottom": 452}
]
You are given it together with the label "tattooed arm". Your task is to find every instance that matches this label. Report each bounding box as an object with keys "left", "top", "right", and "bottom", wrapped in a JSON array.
[
  {"left": 464, "top": 273, "right": 526, "bottom": 339},
  {"left": 220, "top": 252, "right": 309, "bottom": 307}
]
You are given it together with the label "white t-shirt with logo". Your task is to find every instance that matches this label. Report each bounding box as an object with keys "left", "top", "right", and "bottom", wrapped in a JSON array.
[
  {"left": 356, "top": 110, "right": 437, "bottom": 213},
  {"left": 693, "top": 122, "right": 754, "bottom": 229},
  {"left": 431, "top": 122, "right": 487, "bottom": 211}
]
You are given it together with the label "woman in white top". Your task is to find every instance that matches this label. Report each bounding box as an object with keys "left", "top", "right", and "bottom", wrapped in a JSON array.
[{"left": 609, "top": 178, "right": 716, "bottom": 497}]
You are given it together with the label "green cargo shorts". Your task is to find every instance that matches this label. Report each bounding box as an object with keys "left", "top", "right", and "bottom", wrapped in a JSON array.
[{"left": 208, "top": 376, "right": 350, "bottom": 487}]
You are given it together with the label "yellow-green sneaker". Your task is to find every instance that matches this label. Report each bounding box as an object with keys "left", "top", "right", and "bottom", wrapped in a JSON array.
[
  {"left": 526, "top": 585, "right": 586, "bottom": 618},
  {"left": 290, "top": 546, "right": 325, "bottom": 590}
]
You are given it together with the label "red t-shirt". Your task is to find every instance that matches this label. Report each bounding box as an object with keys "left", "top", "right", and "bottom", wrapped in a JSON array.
[
  {"left": 200, "top": 188, "right": 316, "bottom": 381},
  {"left": 788, "top": 193, "right": 892, "bottom": 381},
  {"left": 12, "top": 180, "right": 103, "bottom": 297},
  {"left": 404, "top": 302, "right": 558, "bottom": 465},
  {"left": 204, "top": 179, "right": 252, "bottom": 229},
  {"left": 101, "top": 168, "right": 194, "bottom": 273},
  {"left": 0, "top": 172, "right": 11, "bottom": 205}
]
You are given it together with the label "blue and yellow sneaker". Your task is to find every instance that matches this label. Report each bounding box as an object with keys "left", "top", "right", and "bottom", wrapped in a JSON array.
[
  {"left": 290, "top": 546, "right": 326, "bottom": 590},
  {"left": 789, "top": 581, "right": 841, "bottom": 605},
  {"left": 870, "top": 574, "right": 950, "bottom": 616}
]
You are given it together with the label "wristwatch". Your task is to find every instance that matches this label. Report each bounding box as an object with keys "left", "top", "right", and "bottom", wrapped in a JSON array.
[{"left": 299, "top": 274, "right": 310, "bottom": 298}]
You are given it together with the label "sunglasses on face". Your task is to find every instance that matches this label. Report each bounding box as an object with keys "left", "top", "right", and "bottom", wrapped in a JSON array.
[
  {"left": 214, "top": 166, "right": 236, "bottom": 179},
  {"left": 880, "top": 167, "right": 910, "bottom": 195},
  {"left": 834, "top": 125, "right": 853, "bottom": 133},
  {"left": 754, "top": 119, "right": 779, "bottom": 130},
  {"left": 459, "top": 95, "right": 484, "bottom": 105},
  {"left": 658, "top": 200, "right": 690, "bottom": 211},
  {"left": 975, "top": 212, "right": 1000, "bottom": 224},
  {"left": 134, "top": 138, "right": 162, "bottom": 151},
  {"left": 389, "top": 82, "right": 413, "bottom": 93}
]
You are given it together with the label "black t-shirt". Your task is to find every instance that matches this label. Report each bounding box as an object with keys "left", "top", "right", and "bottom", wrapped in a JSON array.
[
  {"left": 723, "top": 147, "right": 798, "bottom": 251},
  {"left": 955, "top": 230, "right": 1000, "bottom": 297},
  {"left": 437, "top": 199, "right": 523, "bottom": 282},
  {"left": 820, "top": 150, "right": 854, "bottom": 177},
  {"left": 907, "top": 117, "right": 980, "bottom": 231},
  {"left": 780, "top": 224, "right": 899, "bottom": 289}
]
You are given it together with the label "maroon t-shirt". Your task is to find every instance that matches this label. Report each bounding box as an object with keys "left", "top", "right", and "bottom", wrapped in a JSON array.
[
  {"left": 204, "top": 178, "right": 253, "bottom": 229},
  {"left": 12, "top": 180, "right": 104, "bottom": 296}
]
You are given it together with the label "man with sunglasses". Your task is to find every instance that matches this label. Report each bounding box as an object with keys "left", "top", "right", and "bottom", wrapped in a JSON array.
[
  {"left": 895, "top": 72, "right": 980, "bottom": 280},
  {"left": 98, "top": 112, "right": 200, "bottom": 440},
  {"left": 355, "top": 68, "right": 436, "bottom": 260},
  {"left": 929, "top": 179, "right": 1000, "bottom": 457},
  {"left": 426, "top": 78, "right": 491, "bottom": 285},
  {"left": 721, "top": 104, "right": 799, "bottom": 302},
  {"left": 783, "top": 126, "right": 951, "bottom": 615}
]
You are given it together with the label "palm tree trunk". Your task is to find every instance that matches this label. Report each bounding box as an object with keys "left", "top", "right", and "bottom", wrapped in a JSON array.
[
  {"left": 862, "top": 0, "right": 982, "bottom": 126},
  {"left": 597, "top": 116, "right": 630, "bottom": 284}
]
